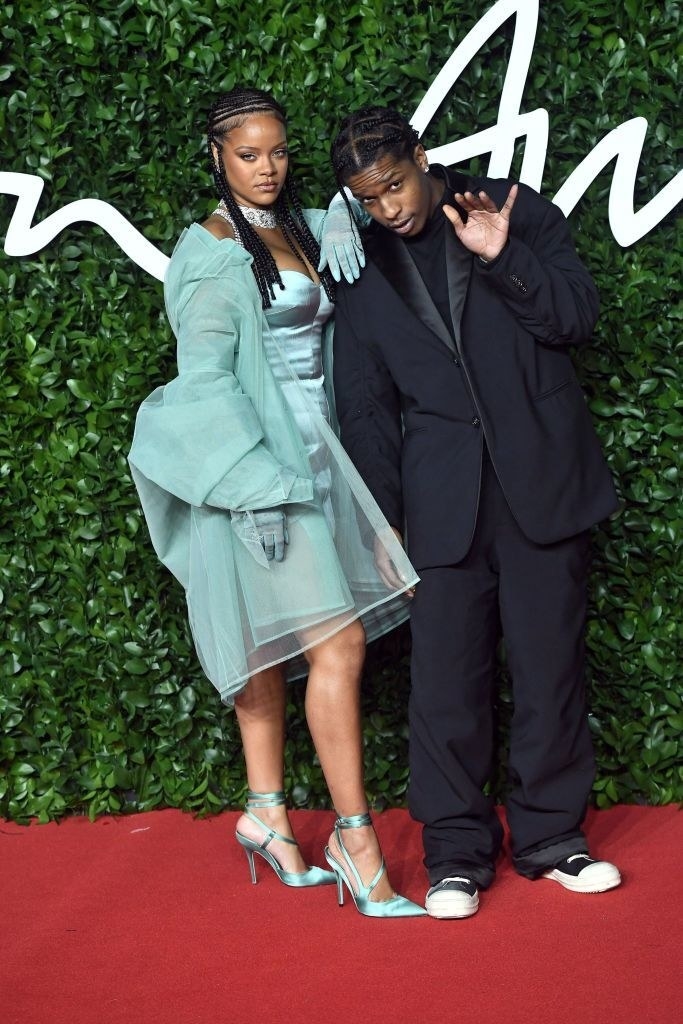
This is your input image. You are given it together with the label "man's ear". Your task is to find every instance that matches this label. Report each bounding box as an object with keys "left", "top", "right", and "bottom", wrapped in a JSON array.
[{"left": 414, "top": 143, "right": 428, "bottom": 172}]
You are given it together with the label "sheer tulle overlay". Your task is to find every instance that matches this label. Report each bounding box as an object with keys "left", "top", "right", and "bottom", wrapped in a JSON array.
[{"left": 129, "top": 218, "right": 418, "bottom": 703}]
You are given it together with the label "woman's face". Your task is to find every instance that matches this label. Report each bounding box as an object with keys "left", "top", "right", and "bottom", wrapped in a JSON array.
[{"left": 213, "top": 113, "right": 289, "bottom": 208}]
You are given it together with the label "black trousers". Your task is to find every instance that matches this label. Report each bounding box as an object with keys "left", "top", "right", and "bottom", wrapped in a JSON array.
[{"left": 408, "top": 453, "right": 596, "bottom": 888}]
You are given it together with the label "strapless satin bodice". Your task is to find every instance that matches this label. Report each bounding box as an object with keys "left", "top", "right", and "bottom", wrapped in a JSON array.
[{"left": 263, "top": 270, "right": 334, "bottom": 425}]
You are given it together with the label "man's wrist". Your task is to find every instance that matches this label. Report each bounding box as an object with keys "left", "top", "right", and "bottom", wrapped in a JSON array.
[{"left": 477, "top": 240, "right": 508, "bottom": 266}]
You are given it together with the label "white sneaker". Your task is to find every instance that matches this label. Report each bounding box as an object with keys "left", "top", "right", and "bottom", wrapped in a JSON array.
[
  {"left": 543, "top": 853, "right": 621, "bottom": 893},
  {"left": 425, "top": 876, "right": 480, "bottom": 918}
]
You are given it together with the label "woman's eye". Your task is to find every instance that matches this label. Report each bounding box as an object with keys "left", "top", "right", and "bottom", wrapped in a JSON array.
[
  {"left": 361, "top": 197, "right": 375, "bottom": 205},
  {"left": 389, "top": 180, "right": 402, "bottom": 191}
]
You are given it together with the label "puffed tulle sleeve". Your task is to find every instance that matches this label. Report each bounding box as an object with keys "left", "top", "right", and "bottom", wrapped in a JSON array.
[{"left": 129, "top": 224, "right": 418, "bottom": 704}]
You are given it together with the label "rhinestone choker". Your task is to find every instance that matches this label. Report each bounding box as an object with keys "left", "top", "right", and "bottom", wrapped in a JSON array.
[{"left": 217, "top": 199, "right": 277, "bottom": 229}]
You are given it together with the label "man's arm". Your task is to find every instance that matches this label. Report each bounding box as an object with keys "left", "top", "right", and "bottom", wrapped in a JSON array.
[
  {"left": 333, "top": 286, "right": 404, "bottom": 531},
  {"left": 445, "top": 182, "right": 600, "bottom": 347}
]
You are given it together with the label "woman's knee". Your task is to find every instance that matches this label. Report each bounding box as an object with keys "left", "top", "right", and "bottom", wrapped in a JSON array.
[
  {"left": 305, "top": 619, "right": 366, "bottom": 672},
  {"left": 234, "top": 665, "right": 285, "bottom": 714}
]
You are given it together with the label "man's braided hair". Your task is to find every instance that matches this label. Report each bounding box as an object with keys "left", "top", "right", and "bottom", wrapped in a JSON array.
[{"left": 330, "top": 106, "right": 421, "bottom": 225}]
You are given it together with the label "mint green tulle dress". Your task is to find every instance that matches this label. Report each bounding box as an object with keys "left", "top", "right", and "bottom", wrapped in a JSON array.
[{"left": 128, "top": 212, "right": 418, "bottom": 704}]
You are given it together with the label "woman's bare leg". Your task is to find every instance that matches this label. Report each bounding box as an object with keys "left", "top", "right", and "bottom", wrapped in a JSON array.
[
  {"left": 304, "top": 620, "right": 395, "bottom": 901},
  {"left": 233, "top": 664, "right": 308, "bottom": 874}
]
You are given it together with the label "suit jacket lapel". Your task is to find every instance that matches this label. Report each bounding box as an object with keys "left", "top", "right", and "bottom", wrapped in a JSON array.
[
  {"left": 365, "top": 228, "right": 457, "bottom": 355},
  {"left": 445, "top": 225, "right": 473, "bottom": 355},
  {"left": 440, "top": 168, "right": 474, "bottom": 356}
]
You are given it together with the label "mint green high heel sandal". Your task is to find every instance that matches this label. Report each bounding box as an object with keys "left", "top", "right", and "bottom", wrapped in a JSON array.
[
  {"left": 235, "top": 790, "right": 336, "bottom": 888},
  {"left": 324, "top": 813, "right": 427, "bottom": 917}
]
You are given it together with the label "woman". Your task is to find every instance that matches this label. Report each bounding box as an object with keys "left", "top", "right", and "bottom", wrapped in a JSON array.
[{"left": 128, "top": 88, "right": 424, "bottom": 917}]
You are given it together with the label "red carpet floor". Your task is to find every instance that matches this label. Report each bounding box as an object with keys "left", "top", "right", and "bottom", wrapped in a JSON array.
[{"left": 1, "top": 804, "right": 680, "bottom": 1024}]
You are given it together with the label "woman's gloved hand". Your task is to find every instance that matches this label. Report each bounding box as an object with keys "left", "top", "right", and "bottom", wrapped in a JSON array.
[
  {"left": 318, "top": 192, "right": 366, "bottom": 283},
  {"left": 252, "top": 508, "right": 288, "bottom": 562}
]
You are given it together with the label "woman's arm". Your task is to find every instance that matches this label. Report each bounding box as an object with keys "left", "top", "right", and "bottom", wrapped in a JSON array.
[
  {"left": 129, "top": 238, "right": 313, "bottom": 511},
  {"left": 315, "top": 191, "right": 369, "bottom": 283}
]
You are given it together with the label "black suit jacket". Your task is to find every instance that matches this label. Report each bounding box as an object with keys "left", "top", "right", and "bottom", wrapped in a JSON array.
[{"left": 333, "top": 167, "right": 618, "bottom": 569}]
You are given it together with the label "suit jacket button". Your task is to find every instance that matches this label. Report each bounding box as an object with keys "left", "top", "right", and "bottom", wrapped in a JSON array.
[
  {"left": 471, "top": 416, "right": 481, "bottom": 427},
  {"left": 452, "top": 357, "right": 460, "bottom": 367}
]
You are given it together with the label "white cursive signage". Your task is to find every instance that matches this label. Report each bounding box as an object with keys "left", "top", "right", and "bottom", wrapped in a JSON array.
[
  {"left": 1, "top": 170, "right": 170, "bottom": 280},
  {"left": 413, "top": 0, "right": 682, "bottom": 247},
  {"left": 1, "top": 0, "right": 680, "bottom": 280}
]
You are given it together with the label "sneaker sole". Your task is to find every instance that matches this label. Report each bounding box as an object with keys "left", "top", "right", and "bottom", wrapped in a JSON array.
[
  {"left": 542, "top": 868, "right": 622, "bottom": 893},
  {"left": 425, "top": 894, "right": 480, "bottom": 919}
]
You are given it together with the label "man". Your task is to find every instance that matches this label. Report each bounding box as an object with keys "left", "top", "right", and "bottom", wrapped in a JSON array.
[{"left": 330, "top": 106, "right": 622, "bottom": 919}]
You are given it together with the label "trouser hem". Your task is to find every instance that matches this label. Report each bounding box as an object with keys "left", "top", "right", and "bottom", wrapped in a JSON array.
[
  {"left": 513, "top": 835, "right": 589, "bottom": 879},
  {"left": 427, "top": 862, "right": 495, "bottom": 890}
]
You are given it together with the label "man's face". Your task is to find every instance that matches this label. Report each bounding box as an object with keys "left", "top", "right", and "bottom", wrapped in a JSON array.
[{"left": 344, "top": 145, "right": 442, "bottom": 237}]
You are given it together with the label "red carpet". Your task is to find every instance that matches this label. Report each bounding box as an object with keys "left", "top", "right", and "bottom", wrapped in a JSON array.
[{"left": 1, "top": 805, "right": 680, "bottom": 1024}]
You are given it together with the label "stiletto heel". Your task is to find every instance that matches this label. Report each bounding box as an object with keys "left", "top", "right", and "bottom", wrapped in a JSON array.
[
  {"left": 243, "top": 847, "right": 257, "bottom": 885},
  {"left": 324, "top": 813, "right": 427, "bottom": 917},
  {"left": 235, "top": 790, "right": 336, "bottom": 888},
  {"left": 334, "top": 871, "right": 345, "bottom": 906}
]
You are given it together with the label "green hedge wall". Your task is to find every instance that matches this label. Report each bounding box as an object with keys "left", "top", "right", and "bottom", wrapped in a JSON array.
[{"left": 1, "top": 0, "right": 681, "bottom": 822}]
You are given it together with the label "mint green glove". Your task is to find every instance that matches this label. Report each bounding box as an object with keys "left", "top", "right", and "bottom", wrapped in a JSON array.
[
  {"left": 252, "top": 508, "right": 288, "bottom": 562},
  {"left": 318, "top": 191, "right": 367, "bottom": 283}
]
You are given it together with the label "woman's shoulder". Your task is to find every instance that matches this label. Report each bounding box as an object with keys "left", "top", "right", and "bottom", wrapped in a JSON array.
[
  {"left": 164, "top": 223, "right": 256, "bottom": 316},
  {"left": 168, "top": 223, "right": 252, "bottom": 279},
  {"left": 175, "top": 221, "right": 250, "bottom": 259},
  {"left": 202, "top": 213, "right": 233, "bottom": 239}
]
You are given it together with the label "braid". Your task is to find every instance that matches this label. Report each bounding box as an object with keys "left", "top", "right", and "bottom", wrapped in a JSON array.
[
  {"left": 277, "top": 177, "right": 335, "bottom": 303},
  {"left": 207, "top": 87, "right": 334, "bottom": 308},
  {"left": 210, "top": 145, "right": 283, "bottom": 303},
  {"left": 330, "top": 107, "right": 421, "bottom": 228}
]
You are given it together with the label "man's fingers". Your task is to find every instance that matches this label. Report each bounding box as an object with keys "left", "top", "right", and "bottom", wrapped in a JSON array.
[
  {"left": 453, "top": 186, "right": 517, "bottom": 216},
  {"left": 373, "top": 529, "right": 413, "bottom": 592},
  {"left": 375, "top": 552, "right": 405, "bottom": 590},
  {"left": 443, "top": 204, "right": 464, "bottom": 228},
  {"left": 500, "top": 183, "right": 519, "bottom": 216},
  {"left": 453, "top": 190, "right": 489, "bottom": 211}
]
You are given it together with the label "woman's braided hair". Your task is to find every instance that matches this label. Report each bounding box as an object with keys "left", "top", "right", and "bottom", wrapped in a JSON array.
[
  {"left": 207, "top": 87, "right": 334, "bottom": 308},
  {"left": 330, "top": 106, "right": 421, "bottom": 225}
]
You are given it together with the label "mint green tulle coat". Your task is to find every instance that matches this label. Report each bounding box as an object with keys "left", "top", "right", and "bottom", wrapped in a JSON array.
[{"left": 128, "top": 213, "right": 418, "bottom": 703}]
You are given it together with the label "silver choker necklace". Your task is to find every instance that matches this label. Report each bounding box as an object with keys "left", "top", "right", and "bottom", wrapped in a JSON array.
[{"left": 217, "top": 199, "right": 277, "bottom": 229}]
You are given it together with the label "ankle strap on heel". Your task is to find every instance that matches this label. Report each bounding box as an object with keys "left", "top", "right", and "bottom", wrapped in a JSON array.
[
  {"left": 243, "top": 790, "right": 297, "bottom": 850},
  {"left": 330, "top": 811, "right": 384, "bottom": 900},
  {"left": 246, "top": 790, "right": 286, "bottom": 809},
  {"left": 335, "top": 812, "right": 372, "bottom": 830}
]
